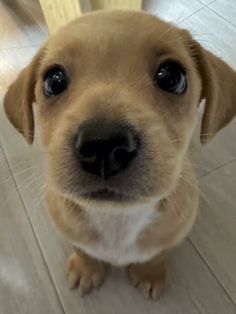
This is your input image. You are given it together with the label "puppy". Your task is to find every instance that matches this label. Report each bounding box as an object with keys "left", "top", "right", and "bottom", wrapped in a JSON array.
[{"left": 4, "top": 10, "right": 236, "bottom": 299}]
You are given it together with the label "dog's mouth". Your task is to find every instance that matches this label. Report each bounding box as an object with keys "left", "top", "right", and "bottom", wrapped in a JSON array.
[{"left": 81, "top": 188, "right": 134, "bottom": 202}]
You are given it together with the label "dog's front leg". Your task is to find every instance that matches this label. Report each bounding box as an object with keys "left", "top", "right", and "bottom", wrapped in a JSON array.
[
  {"left": 127, "top": 254, "right": 168, "bottom": 300},
  {"left": 66, "top": 248, "right": 106, "bottom": 296}
]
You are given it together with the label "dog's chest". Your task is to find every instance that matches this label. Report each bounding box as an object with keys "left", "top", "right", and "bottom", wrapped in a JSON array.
[{"left": 76, "top": 202, "right": 160, "bottom": 265}]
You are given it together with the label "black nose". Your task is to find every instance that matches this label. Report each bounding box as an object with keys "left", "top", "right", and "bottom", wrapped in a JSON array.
[{"left": 74, "top": 121, "right": 139, "bottom": 179}]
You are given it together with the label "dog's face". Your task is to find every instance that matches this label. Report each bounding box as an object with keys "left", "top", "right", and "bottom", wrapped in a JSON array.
[{"left": 4, "top": 11, "right": 236, "bottom": 205}]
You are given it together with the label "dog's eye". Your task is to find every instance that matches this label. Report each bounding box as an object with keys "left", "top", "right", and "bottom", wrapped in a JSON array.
[
  {"left": 43, "top": 66, "right": 69, "bottom": 97},
  {"left": 154, "top": 61, "right": 187, "bottom": 94}
]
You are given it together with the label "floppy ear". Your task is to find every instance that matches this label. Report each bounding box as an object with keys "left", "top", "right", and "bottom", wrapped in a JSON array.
[
  {"left": 183, "top": 31, "right": 236, "bottom": 143},
  {"left": 4, "top": 48, "right": 45, "bottom": 144}
]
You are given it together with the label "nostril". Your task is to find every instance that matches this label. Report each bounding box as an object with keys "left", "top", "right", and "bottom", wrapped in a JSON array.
[
  {"left": 75, "top": 134, "right": 97, "bottom": 163},
  {"left": 113, "top": 147, "right": 128, "bottom": 162},
  {"left": 112, "top": 131, "right": 138, "bottom": 160},
  {"left": 78, "top": 142, "right": 97, "bottom": 163},
  {"left": 113, "top": 147, "right": 134, "bottom": 161},
  {"left": 112, "top": 149, "right": 131, "bottom": 169},
  {"left": 111, "top": 134, "right": 138, "bottom": 171}
]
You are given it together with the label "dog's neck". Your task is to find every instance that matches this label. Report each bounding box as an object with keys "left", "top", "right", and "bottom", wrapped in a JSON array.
[{"left": 71, "top": 197, "right": 161, "bottom": 266}]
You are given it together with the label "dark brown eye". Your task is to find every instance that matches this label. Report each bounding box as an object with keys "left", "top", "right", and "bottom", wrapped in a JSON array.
[
  {"left": 154, "top": 61, "right": 187, "bottom": 94},
  {"left": 43, "top": 66, "right": 69, "bottom": 97}
]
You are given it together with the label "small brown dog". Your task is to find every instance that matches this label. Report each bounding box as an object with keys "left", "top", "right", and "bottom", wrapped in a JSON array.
[{"left": 4, "top": 10, "right": 236, "bottom": 299}]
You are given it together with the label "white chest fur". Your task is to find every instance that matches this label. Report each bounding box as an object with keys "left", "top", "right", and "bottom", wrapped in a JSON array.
[{"left": 74, "top": 199, "right": 161, "bottom": 266}]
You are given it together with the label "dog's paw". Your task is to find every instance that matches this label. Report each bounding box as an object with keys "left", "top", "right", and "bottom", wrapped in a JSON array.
[
  {"left": 65, "top": 252, "right": 105, "bottom": 296},
  {"left": 127, "top": 261, "right": 168, "bottom": 300}
]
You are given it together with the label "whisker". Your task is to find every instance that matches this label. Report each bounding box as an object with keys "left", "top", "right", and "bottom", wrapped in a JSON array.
[
  {"left": 28, "top": 184, "right": 46, "bottom": 218},
  {"left": 0, "top": 166, "right": 40, "bottom": 186},
  {"left": 17, "top": 173, "right": 44, "bottom": 198}
]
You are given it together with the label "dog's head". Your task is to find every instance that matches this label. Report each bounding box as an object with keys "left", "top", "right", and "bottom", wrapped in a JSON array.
[{"left": 4, "top": 11, "right": 236, "bottom": 205}]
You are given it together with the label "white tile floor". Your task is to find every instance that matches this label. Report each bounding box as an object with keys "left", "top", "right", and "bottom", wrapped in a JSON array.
[{"left": 0, "top": 1, "right": 236, "bottom": 313}]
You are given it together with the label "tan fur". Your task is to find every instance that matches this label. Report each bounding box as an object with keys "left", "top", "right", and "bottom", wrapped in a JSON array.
[
  {"left": 127, "top": 253, "right": 168, "bottom": 299},
  {"left": 66, "top": 249, "right": 105, "bottom": 296},
  {"left": 4, "top": 10, "right": 236, "bottom": 299}
]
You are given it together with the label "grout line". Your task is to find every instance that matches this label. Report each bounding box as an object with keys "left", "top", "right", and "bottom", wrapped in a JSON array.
[
  {"left": 187, "top": 237, "right": 236, "bottom": 307},
  {"left": 206, "top": 6, "right": 236, "bottom": 28},
  {"left": 199, "top": 158, "right": 236, "bottom": 180},
  {"left": 177, "top": 2, "right": 210, "bottom": 26},
  {"left": 196, "top": 0, "right": 216, "bottom": 6},
  {"left": 0, "top": 141, "right": 67, "bottom": 314},
  {"left": 177, "top": 7, "right": 205, "bottom": 25}
]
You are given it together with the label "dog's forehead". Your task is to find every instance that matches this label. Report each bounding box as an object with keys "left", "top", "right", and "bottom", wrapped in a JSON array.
[{"left": 46, "top": 11, "right": 184, "bottom": 58}]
